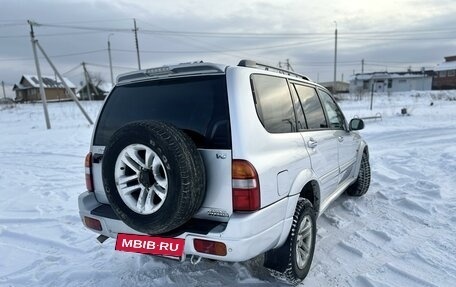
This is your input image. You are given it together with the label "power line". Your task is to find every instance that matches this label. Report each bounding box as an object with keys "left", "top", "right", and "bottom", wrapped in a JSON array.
[
  {"left": 85, "top": 62, "right": 136, "bottom": 70},
  {"left": 51, "top": 49, "right": 106, "bottom": 58},
  {"left": 0, "top": 23, "right": 28, "bottom": 28},
  {"left": 27, "top": 21, "right": 456, "bottom": 38},
  {"left": 34, "top": 22, "right": 333, "bottom": 37},
  {"left": 62, "top": 63, "right": 82, "bottom": 75},
  {"left": 0, "top": 34, "right": 29, "bottom": 39},
  {"left": 139, "top": 28, "right": 456, "bottom": 38},
  {"left": 0, "top": 49, "right": 106, "bottom": 62},
  {"left": 139, "top": 29, "right": 333, "bottom": 38},
  {"left": 11, "top": 18, "right": 449, "bottom": 35},
  {"left": 3, "top": 20, "right": 455, "bottom": 43},
  {"left": 135, "top": 18, "right": 267, "bottom": 61},
  {"left": 35, "top": 18, "right": 133, "bottom": 25},
  {"left": 295, "top": 60, "right": 436, "bottom": 70},
  {"left": 0, "top": 31, "right": 105, "bottom": 38},
  {"left": 110, "top": 39, "right": 331, "bottom": 54},
  {"left": 337, "top": 27, "right": 456, "bottom": 35},
  {"left": 5, "top": 32, "right": 452, "bottom": 41},
  {"left": 341, "top": 36, "right": 456, "bottom": 41},
  {"left": 369, "top": 60, "right": 438, "bottom": 65},
  {"left": 36, "top": 22, "right": 131, "bottom": 33},
  {"left": 0, "top": 20, "right": 450, "bottom": 78}
]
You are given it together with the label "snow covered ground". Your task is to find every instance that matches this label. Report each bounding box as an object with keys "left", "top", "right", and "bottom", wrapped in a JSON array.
[{"left": 0, "top": 91, "right": 455, "bottom": 286}]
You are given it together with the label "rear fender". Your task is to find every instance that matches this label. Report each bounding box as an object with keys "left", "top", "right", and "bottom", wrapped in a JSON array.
[{"left": 274, "top": 169, "right": 320, "bottom": 248}]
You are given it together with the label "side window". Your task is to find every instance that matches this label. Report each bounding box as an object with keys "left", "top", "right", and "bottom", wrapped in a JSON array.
[
  {"left": 294, "top": 84, "right": 327, "bottom": 129},
  {"left": 289, "top": 83, "right": 307, "bottom": 130},
  {"left": 251, "top": 74, "right": 295, "bottom": 133},
  {"left": 318, "top": 90, "right": 345, "bottom": 130}
]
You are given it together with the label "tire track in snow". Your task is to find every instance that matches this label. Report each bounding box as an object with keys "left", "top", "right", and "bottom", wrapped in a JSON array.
[
  {"left": 384, "top": 263, "right": 439, "bottom": 287},
  {"left": 1, "top": 229, "right": 84, "bottom": 254}
]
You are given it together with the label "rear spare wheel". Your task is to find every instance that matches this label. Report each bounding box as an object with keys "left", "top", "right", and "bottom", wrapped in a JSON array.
[{"left": 102, "top": 121, "right": 206, "bottom": 234}]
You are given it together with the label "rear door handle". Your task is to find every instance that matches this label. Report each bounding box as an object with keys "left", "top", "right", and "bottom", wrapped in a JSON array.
[{"left": 307, "top": 138, "right": 318, "bottom": 148}]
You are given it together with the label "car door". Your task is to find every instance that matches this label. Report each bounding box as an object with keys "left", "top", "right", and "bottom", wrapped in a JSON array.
[
  {"left": 292, "top": 83, "right": 339, "bottom": 199},
  {"left": 318, "top": 89, "right": 360, "bottom": 185}
]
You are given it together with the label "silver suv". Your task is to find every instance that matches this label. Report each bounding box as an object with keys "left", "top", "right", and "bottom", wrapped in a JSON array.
[{"left": 79, "top": 60, "right": 370, "bottom": 282}]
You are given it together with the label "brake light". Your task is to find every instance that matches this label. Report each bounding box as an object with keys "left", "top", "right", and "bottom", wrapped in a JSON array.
[
  {"left": 194, "top": 239, "right": 227, "bottom": 256},
  {"left": 232, "top": 160, "right": 260, "bottom": 211},
  {"left": 85, "top": 152, "right": 94, "bottom": 192}
]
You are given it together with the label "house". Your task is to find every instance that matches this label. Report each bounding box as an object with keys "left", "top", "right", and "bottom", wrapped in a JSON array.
[
  {"left": 13, "top": 75, "right": 76, "bottom": 102},
  {"left": 318, "top": 81, "right": 349, "bottom": 94},
  {"left": 433, "top": 56, "right": 456, "bottom": 90},
  {"left": 77, "top": 82, "right": 112, "bottom": 101},
  {"left": 349, "top": 70, "right": 433, "bottom": 93}
]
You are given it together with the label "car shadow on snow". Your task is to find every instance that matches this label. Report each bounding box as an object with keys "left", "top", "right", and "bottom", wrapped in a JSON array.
[{"left": 115, "top": 252, "right": 292, "bottom": 286}]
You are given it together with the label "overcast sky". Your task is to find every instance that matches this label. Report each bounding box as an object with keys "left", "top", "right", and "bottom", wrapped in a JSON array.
[{"left": 1, "top": 0, "right": 456, "bottom": 97}]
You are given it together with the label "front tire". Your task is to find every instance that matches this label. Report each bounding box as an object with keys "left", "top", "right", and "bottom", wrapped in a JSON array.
[
  {"left": 264, "top": 198, "right": 316, "bottom": 283},
  {"left": 346, "top": 152, "right": 370, "bottom": 197}
]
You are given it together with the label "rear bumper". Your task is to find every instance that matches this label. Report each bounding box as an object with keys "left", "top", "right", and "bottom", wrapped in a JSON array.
[{"left": 78, "top": 191, "right": 295, "bottom": 262}]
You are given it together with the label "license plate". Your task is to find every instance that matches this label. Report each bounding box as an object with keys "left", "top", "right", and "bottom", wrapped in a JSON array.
[{"left": 115, "top": 233, "right": 185, "bottom": 257}]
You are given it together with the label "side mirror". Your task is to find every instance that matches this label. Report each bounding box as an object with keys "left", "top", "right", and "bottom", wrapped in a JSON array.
[{"left": 349, "top": 118, "right": 364, "bottom": 131}]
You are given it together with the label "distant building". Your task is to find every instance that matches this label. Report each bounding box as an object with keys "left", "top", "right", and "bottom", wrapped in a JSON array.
[
  {"left": 13, "top": 75, "right": 76, "bottom": 102},
  {"left": 349, "top": 71, "right": 433, "bottom": 93},
  {"left": 433, "top": 55, "right": 456, "bottom": 90},
  {"left": 318, "top": 81, "right": 349, "bottom": 94},
  {"left": 77, "top": 82, "right": 112, "bottom": 101}
]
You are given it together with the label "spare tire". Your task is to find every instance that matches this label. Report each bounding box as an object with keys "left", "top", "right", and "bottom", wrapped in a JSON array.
[{"left": 102, "top": 121, "right": 206, "bottom": 234}]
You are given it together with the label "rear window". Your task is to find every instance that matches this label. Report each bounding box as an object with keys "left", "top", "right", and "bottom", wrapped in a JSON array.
[{"left": 93, "top": 75, "right": 231, "bottom": 149}]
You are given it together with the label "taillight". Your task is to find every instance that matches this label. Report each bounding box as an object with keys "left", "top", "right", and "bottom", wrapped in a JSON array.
[
  {"left": 85, "top": 152, "right": 94, "bottom": 192},
  {"left": 232, "top": 160, "right": 260, "bottom": 211}
]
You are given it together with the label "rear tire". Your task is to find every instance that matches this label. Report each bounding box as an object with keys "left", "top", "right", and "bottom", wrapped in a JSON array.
[
  {"left": 102, "top": 121, "right": 206, "bottom": 234},
  {"left": 346, "top": 152, "right": 370, "bottom": 197},
  {"left": 264, "top": 198, "right": 316, "bottom": 284}
]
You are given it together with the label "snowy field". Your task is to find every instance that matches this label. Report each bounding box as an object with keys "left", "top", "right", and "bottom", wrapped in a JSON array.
[{"left": 1, "top": 91, "right": 455, "bottom": 286}]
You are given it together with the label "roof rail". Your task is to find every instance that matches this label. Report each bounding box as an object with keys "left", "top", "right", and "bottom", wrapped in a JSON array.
[
  {"left": 117, "top": 62, "right": 226, "bottom": 83},
  {"left": 238, "top": 59, "right": 310, "bottom": 81}
]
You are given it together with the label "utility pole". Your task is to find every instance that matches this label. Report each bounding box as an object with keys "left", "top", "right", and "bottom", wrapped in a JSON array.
[
  {"left": 333, "top": 21, "right": 338, "bottom": 95},
  {"left": 370, "top": 82, "right": 374, "bottom": 110},
  {"left": 285, "top": 59, "right": 294, "bottom": 71},
  {"left": 27, "top": 20, "right": 93, "bottom": 126},
  {"left": 361, "top": 59, "right": 364, "bottom": 74},
  {"left": 82, "top": 62, "right": 92, "bottom": 101},
  {"left": 133, "top": 18, "right": 141, "bottom": 70},
  {"left": 1, "top": 81, "right": 6, "bottom": 99},
  {"left": 35, "top": 41, "right": 93, "bottom": 124},
  {"left": 421, "top": 67, "right": 425, "bottom": 90},
  {"left": 108, "top": 33, "right": 114, "bottom": 86},
  {"left": 28, "top": 20, "right": 51, "bottom": 129},
  {"left": 278, "top": 60, "right": 294, "bottom": 71}
]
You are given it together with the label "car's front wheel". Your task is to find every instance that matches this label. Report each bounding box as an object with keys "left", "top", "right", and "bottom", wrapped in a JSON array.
[{"left": 346, "top": 152, "right": 371, "bottom": 196}]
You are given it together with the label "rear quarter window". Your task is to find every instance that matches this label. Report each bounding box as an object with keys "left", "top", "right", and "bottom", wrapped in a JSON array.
[{"left": 251, "top": 74, "right": 296, "bottom": 133}]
